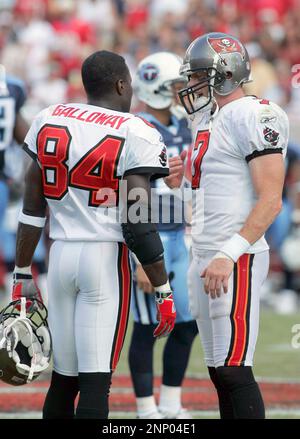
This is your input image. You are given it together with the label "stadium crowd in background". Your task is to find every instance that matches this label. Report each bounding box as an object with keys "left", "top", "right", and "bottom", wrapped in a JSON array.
[{"left": 0, "top": 0, "right": 300, "bottom": 312}]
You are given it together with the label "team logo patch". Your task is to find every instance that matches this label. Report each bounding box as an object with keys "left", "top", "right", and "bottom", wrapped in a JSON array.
[
  {"left": 139, "top": 63, "right": 159, "bottom": 82},
  {"left": 159, "top": 146, "right": 167, "bottom": 167},
  {"left": 263, "top": 126, "right": 279, "bottom": 146},
  {"left": 208, "top": 37, "right": 245, "bottom": 58}
]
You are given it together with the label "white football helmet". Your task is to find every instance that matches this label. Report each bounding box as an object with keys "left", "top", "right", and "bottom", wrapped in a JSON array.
[
  {"left": 134, "top": 52, "right": 187, "bottom": 109},
  {"left": 0, "top": 298, "right": 52, "bottom": 386}
]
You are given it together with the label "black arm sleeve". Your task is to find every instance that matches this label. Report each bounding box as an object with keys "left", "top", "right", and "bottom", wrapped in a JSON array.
[{"left": 121, "top": 174, "right": 164, "bottom": 265}]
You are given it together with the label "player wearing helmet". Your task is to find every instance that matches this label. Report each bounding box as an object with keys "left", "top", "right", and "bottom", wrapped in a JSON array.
[
  {"left": 169, "top": 33, "right": 289, "bottom": 419},
  {"left": 129, "top": 52, "right": 198, "bottom": 419}
]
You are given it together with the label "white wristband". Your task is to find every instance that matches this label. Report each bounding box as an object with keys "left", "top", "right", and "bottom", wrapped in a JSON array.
[
  {"left": 220, "top": 233, "right": 251, "bottom": 263},
  {"left": 19, "top": 211, "right": 46, "bottom": 228},
  {"left": 154, "top": 281, "right": 171, "bottom": 294},
  {"left": 14, "top": 265, "right": 32, "bottom": 275}
]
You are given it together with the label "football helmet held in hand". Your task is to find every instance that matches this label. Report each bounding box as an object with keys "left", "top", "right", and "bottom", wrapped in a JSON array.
[{"left": 0, "top": 298, "right": 52, "bottom": 386}]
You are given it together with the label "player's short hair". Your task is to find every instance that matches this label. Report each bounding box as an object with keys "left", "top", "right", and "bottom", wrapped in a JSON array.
[{"left": 81, "top": 50, "right": 129, "bottom": 99}]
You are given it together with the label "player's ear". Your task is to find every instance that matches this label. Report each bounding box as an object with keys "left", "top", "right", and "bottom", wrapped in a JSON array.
[{"left": 116, "top": 79, "right": 125, "bottom": 96}]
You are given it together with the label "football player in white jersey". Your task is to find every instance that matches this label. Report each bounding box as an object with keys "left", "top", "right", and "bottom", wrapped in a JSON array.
[
  {"left": 170, "top": 32, "right": 289, "bottom": 418},
  {"left": 11, "top": 50, "right": 176, "bottom": 419}
]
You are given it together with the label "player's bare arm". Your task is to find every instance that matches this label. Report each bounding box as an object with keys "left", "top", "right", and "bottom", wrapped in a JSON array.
[
  {"left": 239, "top": 153, "right": 284, "bottom": 243},
  {"left": 134, "top": 264, "right": 154, "bottom": 294},
  {"left": 13, "top": 112, "right": 30, "bottom": 145},
  {"left": 202, "top": 153, "right": 285, "bottom": 298},
  {"left": 13, "top": 160, "right": 46, "bottom": 305},
  {"left": 288, "top": 155, "right": 300, "bottom": 221}
]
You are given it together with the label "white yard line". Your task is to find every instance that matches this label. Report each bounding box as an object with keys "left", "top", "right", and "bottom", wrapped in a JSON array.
[
  {"left": 0, "top": 387, "right": 48, "bottom": 394},
  {"left": 0, "top": 408, "right": 299, "bottom": 419}
]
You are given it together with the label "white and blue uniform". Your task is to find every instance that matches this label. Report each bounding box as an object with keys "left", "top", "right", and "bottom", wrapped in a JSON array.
[
  {"left": 0, "top": 76, "right": 26, "bottom": 160},
  {"left": 131, "top": 112, "right": 193, "bottom": 324}
]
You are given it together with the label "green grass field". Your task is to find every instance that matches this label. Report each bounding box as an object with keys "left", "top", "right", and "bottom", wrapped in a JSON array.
[{"left": 115, "top": 309, "right": 300, "bottom": 380}]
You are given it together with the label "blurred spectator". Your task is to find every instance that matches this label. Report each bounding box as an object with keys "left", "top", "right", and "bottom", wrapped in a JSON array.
[
  {"left": 0, "top": 0, "right": 299, "bottom": 117},
  {"left": 243, "top": 42, "right": 286, "bottom": 105}
]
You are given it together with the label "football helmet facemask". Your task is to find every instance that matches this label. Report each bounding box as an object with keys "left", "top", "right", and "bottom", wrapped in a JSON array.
[
  {"left": 178, "top": 32, "right": 251, "bottom": 114},
  {"left": 0, "top": 298, "right": 52, "bottom": 386}
]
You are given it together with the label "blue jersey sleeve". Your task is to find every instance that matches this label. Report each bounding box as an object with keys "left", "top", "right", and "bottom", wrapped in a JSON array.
[{"left": 7, "top": 77, "right": 27, "bottom": 113}]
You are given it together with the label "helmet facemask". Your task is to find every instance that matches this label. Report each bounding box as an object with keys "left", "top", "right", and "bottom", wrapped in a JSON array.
[
  {"left": 0, "top": 298, "right": 52, "bottom": 386},
  {"left": 178, "top": 67, "right": 225, "bottom": 115}
]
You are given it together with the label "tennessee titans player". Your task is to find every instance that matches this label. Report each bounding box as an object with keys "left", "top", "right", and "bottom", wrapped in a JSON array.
[
  {"left": 0, "top": 65, "right": 29, "bottom": 287},
  {"left": 129, "top": 52, "right": 198, "bottom": 419}
]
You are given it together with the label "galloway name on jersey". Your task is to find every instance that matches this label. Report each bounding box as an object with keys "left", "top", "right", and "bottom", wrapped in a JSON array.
[{"left": 23, "top": 103, "right": 169, "bottom": 242}]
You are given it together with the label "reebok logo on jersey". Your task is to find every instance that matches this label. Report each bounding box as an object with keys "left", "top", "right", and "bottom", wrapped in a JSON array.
[
  {"left": 260, "top": 115, "right": 277, "bottom": 123},
  {"left": 263, "top": 126, "right": 279, "bottom": 146}
]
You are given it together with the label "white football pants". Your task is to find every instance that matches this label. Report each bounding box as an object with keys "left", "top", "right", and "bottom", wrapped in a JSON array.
[
  {"left": 47, "top": 240, "right": 131, "bottom": 376},
  {"left": 188, "top": 249, "right": 269, "bottom": 367}
]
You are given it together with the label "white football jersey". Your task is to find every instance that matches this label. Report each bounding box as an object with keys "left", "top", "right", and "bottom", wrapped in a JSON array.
[
  {"left": 24, "top": 103, "right": 169, "bottom": 241},
  {"left": 190, "top": 96, "right": 289, "bottom": 253}
]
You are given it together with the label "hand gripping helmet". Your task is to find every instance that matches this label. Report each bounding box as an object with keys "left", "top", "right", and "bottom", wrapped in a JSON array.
[
  {"left": 134, "top": 52, "right": 187, "bottom": 110},
  {"left": 178, "top": 32, "right": 251, "bottom": 114},
  {"left": 0, "top": 298, "right": 52, "bottom": 386}
]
